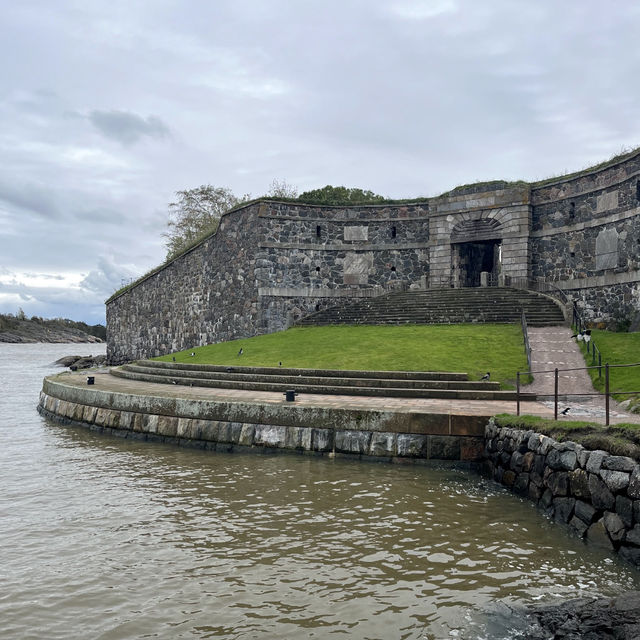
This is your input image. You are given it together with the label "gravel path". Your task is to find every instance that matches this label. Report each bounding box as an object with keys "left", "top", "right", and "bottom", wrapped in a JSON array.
[{"left": 523, "top": 325, "right": 640, "bottom": 423}]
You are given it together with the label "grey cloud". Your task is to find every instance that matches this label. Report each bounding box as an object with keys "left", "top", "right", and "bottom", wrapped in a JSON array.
[
  {"left": 23, "top": 272, "right": 65, "bottom": 281},
  {"left": 80, "top": 256, "right": 138, "bottom": 298},
  {"left": 0, "top": 180, "right": 62, "bottom": 220},
  {"left": 88, "top": 110, "right": 170, "bottom": 145}
]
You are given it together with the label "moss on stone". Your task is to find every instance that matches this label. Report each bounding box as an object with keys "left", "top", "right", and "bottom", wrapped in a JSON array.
[{"left": 494, "top": 413, "right": 640, "bottom": 460}]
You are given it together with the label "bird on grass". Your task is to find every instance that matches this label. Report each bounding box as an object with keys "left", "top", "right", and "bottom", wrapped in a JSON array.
[
  {"left": 279, "top": 361, "right": 282, "bottom": 367},
  {"left": 190, "top": 352, "right": 195, "bottom": 357},
  {"left": 237, "top": 348, "right": 243, "bottom": 357},
  {"left": 481, "top": 372, "right": 490, "bottom": 381},
  {"left": 561, "top": 407, "right": 571, "bottom": 415}
]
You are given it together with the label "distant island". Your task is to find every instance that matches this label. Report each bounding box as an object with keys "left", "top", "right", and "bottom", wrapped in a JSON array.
[{"left": 0, "top": 312, "right": 106, "bottom": 343}]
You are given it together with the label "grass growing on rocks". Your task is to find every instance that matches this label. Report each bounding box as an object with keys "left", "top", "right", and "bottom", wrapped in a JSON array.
[
  {"left": 156, "top": 323, "right": 528, "bottom": 385},
  {"left": 494, "top": 413, "right": 640, "bottom": 460},
  {"left": 578, "top": 329, "right": 640, "bottom": 410}
]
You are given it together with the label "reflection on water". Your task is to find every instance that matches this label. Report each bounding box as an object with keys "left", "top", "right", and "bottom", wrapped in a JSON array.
[{"left": 1, "top": 344, "right": 638, "bottom": 639}]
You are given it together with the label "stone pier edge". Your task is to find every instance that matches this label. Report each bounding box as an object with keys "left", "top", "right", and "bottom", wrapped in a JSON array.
[{"left": 37, "top": 377, "right": 486, "bottom": 464}]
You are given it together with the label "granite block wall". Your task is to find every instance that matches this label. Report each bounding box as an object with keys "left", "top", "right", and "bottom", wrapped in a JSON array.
[
  {"left": 485, "top": 421, "right": 640, "bottom": 567},
  {"left": 107, "top": 203, "right": 265, "bottom": 364},
  {"left": 37, "top": 390, "right": 484, "bottom": 464},
  {"left": 530, "top": 154, "right": 640, "bottom": 324}
]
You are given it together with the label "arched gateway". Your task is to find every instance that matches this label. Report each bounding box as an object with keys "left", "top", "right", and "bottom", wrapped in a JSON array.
[{"left": 450, "top": 217, "right": 503, "bottom": 288}]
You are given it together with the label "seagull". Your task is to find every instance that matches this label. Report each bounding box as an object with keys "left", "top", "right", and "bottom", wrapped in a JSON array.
[
  {"left": 190, "top": 352, "right": 195, "bottom": 357},
  {"left": 237, "top": 348, "right": 243, "bottom": 357},
  {"left": 561, "top": 407, "right": 571, "bottom": 415},
  {"left": 481, "top": 372, "right": 490, "bottom": 381}
]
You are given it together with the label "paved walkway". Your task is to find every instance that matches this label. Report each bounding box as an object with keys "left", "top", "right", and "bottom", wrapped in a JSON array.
[
  {"left": 523, "top": 325, "right": 640, "bottom": 423},
  {"left": 54, "top": 366, "right": 639, "bottom": 425}
]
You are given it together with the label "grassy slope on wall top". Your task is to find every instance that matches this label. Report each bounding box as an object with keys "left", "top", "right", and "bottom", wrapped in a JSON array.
[
  {"left": 494, "top": 414, "right": 640, "bottom": 460},
  {"left": 155, "top": 323, "right": 528, "bottom": 387}
]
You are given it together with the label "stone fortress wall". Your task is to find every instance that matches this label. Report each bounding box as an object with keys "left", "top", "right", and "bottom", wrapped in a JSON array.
[
  {"left": 529, "top": 154, "right": 640, "bottom": 324},
  {"left": 107, "top": 150, "right": 640, "bottom": 364}
]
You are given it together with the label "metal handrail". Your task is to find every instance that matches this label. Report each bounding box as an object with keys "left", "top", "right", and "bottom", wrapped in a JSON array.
[
  {"left": 506, "top": 276, "right": 570, "bottom": 306},
  {"left": 516, "top": 361, "right": 640, "bottom": 425},
  {"left": 521, "top": 310, "right": 532, "bottom": 371}
]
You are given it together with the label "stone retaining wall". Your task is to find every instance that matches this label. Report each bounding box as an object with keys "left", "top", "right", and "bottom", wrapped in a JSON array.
[
  {"left": 37, "top": 378, "right": 485, "bottom": 464},
  {"left": 484, "top": 420, "right": 640, "bottom": 567}
]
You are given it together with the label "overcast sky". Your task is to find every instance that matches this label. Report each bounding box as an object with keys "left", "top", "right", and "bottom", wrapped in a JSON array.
[{"left": 2, "top": 1, "right": 640, "bottom": 324}]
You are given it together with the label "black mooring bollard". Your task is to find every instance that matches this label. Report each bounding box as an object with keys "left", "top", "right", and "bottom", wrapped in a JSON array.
[
  {"left": 87, "top": 376, "right": 95, "bottom": 385},
  {"left": 284, "top": 390, "right": 297, "bottom": 402}
]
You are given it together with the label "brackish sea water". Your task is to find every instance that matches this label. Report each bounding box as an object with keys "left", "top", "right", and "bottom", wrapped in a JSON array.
[{"left": 2, "top": 343, "right": 639, "bottom": 639}]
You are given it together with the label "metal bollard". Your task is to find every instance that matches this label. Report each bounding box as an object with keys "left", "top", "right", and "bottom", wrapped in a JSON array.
[{"left": 284, "top": 390, "right": 297, "bottom": 402}]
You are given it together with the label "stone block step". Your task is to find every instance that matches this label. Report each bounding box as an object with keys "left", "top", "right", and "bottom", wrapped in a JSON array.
[
  {"left": 298, "top": 286, "right": 566, "bottom": 327},
  {"left": 110, "top": 367, "right": 533, "bottom": 401},
  {"left": 124, "top": 362, "right": 498, "bottom": 391},
  {"left": 136, "top": 360, "right": 470, "bottom": 381}
]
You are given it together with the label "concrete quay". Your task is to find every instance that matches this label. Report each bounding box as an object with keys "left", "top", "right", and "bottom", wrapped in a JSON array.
[{"left": 38, "top": 369, "right": 557, "bottom": 464}]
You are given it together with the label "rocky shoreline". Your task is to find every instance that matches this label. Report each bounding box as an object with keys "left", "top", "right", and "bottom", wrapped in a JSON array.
[
  {"left": 1, "top": 332, "right": 103, "bottom": 343},
  {"left": 522, "top": 590, "right": 640, "bottom": 639},
  {"left": 0, "top": 315, "right": 105, "bottom": 343},
  {"left": 54, "top": 355, "right": 107, "bottom": 370}
]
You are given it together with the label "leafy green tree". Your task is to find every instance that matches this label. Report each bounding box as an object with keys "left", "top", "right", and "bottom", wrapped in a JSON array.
[
  {"left": 163, "top": 185, "right": 250, "bottom": 259},
  {"left": 297, "top": 185, "right": 387, "bottom": 206}
]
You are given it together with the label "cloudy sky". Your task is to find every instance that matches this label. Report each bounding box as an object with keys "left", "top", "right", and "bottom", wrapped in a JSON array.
[{"left": 2, "top": 1, "right": 640, "bottom": 324}]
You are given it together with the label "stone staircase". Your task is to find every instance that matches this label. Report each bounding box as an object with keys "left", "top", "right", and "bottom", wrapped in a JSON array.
[
  {"left": 296, "top": 287, "right": 566, "bottom": 327},
  {"left": 110, "top": 360, "right": 535, "bottom": 401}
]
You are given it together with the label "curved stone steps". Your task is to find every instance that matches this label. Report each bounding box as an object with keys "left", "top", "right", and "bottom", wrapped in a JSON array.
[
  {"left": 136, "top": 360, "right": 470, "bottom": 382},
  {"left": 121, "top": 363, "right": 501, "bottom": 392},
  {"left": 110, "top": 365, "right": 535, "bottom": 401}
]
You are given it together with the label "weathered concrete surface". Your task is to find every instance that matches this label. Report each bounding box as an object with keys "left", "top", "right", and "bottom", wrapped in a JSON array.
[{"left": 37, "top": 370, "right": 556, "bottom": 464}]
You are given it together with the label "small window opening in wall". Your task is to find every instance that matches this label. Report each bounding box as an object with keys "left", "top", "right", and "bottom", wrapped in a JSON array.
[
  {"left": 315, "top": 266, "right": 320, "bottom": 272},
  {"left": 315, "top": 304, "right": 320, "bottom": 312},
  {"left": 316, "top": 225, "right": 321, "bottom": 238},
  {"left": 390, "top": 266, "right": 396, "bottom": 272},
  {"left": 636, "top": 180, "right": 640, "bottom": 201},
  {"left": 569, "top": 202, "right": 575, "bottom": 220},
  {"left": 570, "top": 251, "right": 576, "bottom": 258},
  {"left": 391, "top": 226, "right": 397, "bottom": 238}
]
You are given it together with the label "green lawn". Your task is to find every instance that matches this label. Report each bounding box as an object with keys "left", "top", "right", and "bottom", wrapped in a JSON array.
[
  {"left": 156, "top": 324, "right": 529, "bottom": 386},
  {"left": 579, "top": 329, "right": 640, "bottom": 409}
]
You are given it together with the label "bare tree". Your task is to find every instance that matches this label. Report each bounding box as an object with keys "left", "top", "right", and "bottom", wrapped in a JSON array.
[
  {"left": 163, "top": 185, "right": 250, "bottom": 259},
  {"left": 267, "top": 178, "right": 298, "bottom": 199}
]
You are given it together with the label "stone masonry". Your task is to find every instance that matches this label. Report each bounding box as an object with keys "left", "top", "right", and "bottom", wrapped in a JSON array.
[
  {"left": 107, "top": 150, "right": 640, "bottom": 363},
  {"left": 485, "top": 420, "right": 640, "bottom": 568}
]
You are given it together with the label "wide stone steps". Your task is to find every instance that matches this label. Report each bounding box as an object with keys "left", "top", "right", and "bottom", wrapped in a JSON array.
[
  {"left": 110, "top": 360, "right": 535, "bottom": 401},
  {"left": 297, "top": 287, "right": 565, "bottom": 327}
]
